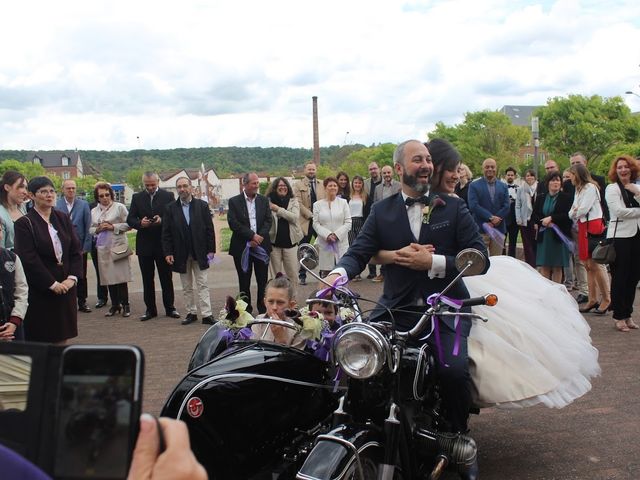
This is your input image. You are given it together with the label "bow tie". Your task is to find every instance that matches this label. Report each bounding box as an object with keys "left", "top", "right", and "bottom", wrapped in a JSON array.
[
  {"left": 507, "top": 184, "right": 518, "bottom": 189},
  {"left": 405, "top": 196, "right": 429, "bottom": 207}
]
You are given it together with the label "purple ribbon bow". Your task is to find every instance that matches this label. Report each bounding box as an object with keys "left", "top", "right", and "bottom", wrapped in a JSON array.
[
  {"left": 221, "top": 326, "right": 252, "bottom": 344},
  {"left": 425, "top": 293, "right": 464, "bottom": 367},
  {"left": 241, "top": 242, "right": 270, "bottom": 272},
  {"left": 539, "top": 224, "right": 576, "bottom": 253},
  {"left": 482, "top": 222, "right": 506, "bottom": 248},
  {"left": 317, "top": 275, "right": 351, "bottom": 299}
]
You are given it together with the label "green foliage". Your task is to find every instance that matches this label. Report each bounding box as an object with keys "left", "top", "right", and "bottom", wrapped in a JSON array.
[
  {"left": 536, "top": 95, "right": 640, "bottom": 169},
  {"left": 0, "top": 159, "right": 47, "bottom": 178},
  {"left": 428, "top": 111, "right": 530, "bottom": 175}
]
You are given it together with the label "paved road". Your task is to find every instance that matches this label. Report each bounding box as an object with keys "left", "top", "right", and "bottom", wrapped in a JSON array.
[{"left": 73, "top": 253, "right": 640, "bottom": 480}]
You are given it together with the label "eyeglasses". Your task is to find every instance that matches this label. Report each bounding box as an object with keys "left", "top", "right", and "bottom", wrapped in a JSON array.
[
  {"left": 36, "top": 189, "right": 56, "bottom": 195},
  {"left": 98, "top": 193, "right": 111, "bottom": 198}
]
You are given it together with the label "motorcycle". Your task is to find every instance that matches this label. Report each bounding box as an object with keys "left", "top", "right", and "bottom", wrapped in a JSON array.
[{"left": 161, "top": 244, "right": 496, "bottom": 479}]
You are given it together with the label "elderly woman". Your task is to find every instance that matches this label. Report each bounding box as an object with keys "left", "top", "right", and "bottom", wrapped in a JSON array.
[
  {"left": 568, "top": 164, "right": 611, "bottom": 315},
  {"left": 532, "top": 171, "right": 572, "bottom": 283},
  {"left": 0, "top": 171, "right": 28, "bottom": 250},
  {"left": 266, "top": 177, "right": 303, "bottom": 292},
  {"left": 604, "top": 155, "right": 640, "bottom": 332},
  {"left": 90, "top": 182, "right": 132, "bottom": 317},
  {"left": 14, "top": 177, "right": 82, "bottom": 344},
  {"left": 313, "top": 177, "right": 352, "bottom": 277}
]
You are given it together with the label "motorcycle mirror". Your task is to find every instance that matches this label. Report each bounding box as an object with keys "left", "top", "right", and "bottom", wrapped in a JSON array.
[
  {"left": 297, "top": 243, "right": 319, "bottom": 270},
  {"left": 454, "top": 248, "right": 486, "bottom": 276}
]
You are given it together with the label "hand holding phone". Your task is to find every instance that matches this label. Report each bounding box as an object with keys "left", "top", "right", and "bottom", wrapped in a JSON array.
[{"left": 127, "top": 416, "right": 206, "bottom": 480}]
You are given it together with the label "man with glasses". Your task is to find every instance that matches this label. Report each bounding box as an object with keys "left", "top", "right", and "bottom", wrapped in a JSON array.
[
  {"left": 162, "top": 177, "right": 215, "bottom": 325},
  {"left": 127, "top": 172, "right": 179, "bottom": 321}
]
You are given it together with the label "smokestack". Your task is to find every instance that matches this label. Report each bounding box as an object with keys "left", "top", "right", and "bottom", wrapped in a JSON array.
[{"left": 312, "top": 96, "right": 320, "bottom": 164}]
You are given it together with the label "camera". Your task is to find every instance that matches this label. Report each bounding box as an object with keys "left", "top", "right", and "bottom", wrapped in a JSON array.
[{"left": 0, "top": 342, "right": 144, "bottom": 479}]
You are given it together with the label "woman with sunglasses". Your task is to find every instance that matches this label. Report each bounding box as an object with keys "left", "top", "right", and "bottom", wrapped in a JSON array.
[{"left": 14, "top": 177, "right": 83, "bottom": 344}]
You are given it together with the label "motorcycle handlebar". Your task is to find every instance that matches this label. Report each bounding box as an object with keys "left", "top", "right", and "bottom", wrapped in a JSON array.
[{"left": 460, "top": 294, "right": 498, "bottom": 308}]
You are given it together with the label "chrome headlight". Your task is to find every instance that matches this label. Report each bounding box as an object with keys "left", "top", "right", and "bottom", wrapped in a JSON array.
[{"left": 333, "top": 324, "right": 390, "bottom": 379}]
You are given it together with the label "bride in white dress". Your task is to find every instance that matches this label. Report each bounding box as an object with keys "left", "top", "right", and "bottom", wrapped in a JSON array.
[{"left": 465, "top": 255, "right": 600, "bottom": 409}]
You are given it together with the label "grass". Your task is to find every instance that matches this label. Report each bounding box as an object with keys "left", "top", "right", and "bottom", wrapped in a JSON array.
[{"left": 220, "top": 227, "right": 231, "bottom": 252}]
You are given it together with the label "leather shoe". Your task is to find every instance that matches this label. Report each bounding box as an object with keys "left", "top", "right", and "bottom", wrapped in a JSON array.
[
  {"left": 95, "top": 299, "right": 107, "bottom": 308},
  {"left": 139, "top": 312, "right": 157, "bottom": 322},
  {"left": 299, "top": 277, "right": 307, "bottom": 286},
  {"left": 201, "top": 315, "right": 215, "bottom": 325},
  {"left": 78, "top": 304, "right": 92, "bottom": 313},
  {"left": 460, "top": 458, "right": 479, "bottom": 480},
  {"left": 181, "top": 313, "right": 198, "bottom": 325},
  {"left": 166, "top": 309, "right": 181, "bottom": 319},
  {"left": 575, "top": 294, "right": 589, "bottom": 304}
]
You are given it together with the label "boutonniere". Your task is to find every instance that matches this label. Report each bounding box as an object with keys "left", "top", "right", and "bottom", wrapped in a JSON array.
[{"left": 423, "top": 196, "right": 446, "bottom": 224}]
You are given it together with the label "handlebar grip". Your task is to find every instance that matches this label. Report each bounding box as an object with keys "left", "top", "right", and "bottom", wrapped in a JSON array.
[{"left": 461, "top": 294, "right": 498, "bottom": 308}]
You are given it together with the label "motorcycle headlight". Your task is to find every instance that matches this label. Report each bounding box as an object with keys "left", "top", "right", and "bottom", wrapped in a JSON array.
[{"left": 333, "top": 324, "right": 389, "bottom": 379}]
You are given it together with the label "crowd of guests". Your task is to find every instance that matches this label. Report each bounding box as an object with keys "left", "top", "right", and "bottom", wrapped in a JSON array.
[{"left": 1, "top": 143, "right": 639, "bottom": 344}]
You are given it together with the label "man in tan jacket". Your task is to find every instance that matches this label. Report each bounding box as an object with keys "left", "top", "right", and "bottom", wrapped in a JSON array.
[{"left": 293, "top": 162, "right": 324, "bottom": 284}]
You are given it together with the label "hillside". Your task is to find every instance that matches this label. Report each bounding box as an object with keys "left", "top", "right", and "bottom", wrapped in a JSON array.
[{"left": 0, "top": 144, "right": 365, "bottom": 180}]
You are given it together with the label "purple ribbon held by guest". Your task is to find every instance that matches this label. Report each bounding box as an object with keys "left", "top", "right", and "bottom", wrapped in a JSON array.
[
  {"left": 324, "top": 240, "right": 340, "bottom": 259},
  {"left": 425, "top": 293, "right": 464, "bottom": 367},
  {"left": 539, "top": 224, "right": 576, "bottom": 253},
  {"left": 482, "top": 222, "right": 506, "bottom": 248},
  {"left": 241, "top": 241, "right": 270, "bottom": 272}
]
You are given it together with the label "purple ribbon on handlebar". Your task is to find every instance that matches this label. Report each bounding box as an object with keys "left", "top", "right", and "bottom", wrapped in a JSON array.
[
  {"left": 482, "top": 222, "right": 506, "bottom": 248},
  {"left": 241, "top": 242, "right": 270, "bottom": 272},
  {"left": 317, "top": 275, "right": 351, "bottom": 299},
  {"left": 539, "top": 224, "right": 576, "bottom": 253},
  {"left": 425, "top": 293, "right": 464, "bottom": 367}
]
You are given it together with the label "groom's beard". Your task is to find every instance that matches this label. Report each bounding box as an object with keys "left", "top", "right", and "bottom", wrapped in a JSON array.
[{"left": 402, "top": 168, "right": 432, "bottom": 195}]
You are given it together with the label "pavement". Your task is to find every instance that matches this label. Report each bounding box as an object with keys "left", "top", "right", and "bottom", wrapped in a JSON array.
[{"left": 72, "top": 247, "right": 640, "bottom": 480}]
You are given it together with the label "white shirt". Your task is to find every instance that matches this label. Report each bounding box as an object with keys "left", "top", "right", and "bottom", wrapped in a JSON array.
[
  {"left": 349, "top": 197, "right": 363, "bottom": 218},
  {"left": 65, "top": 199, "right": 74, "bottom": 213},
  {"left": 244, "top": 192, "right": 257, "bottom": 232}
]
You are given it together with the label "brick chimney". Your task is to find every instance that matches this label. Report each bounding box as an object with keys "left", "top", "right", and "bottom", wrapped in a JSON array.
[{"left": 312, "top": 96, "right": 320, "bottom": 164}]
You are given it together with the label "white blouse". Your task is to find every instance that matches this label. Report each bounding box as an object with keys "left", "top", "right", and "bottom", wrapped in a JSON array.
[{"left": 349, "top": 197, "right": 364, "bottom": 218}]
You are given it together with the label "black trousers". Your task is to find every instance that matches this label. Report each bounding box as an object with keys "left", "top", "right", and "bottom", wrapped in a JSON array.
[
  {"left": 298, "top": 222, "right": 316, "bottom": 280},
  {"left": 138, "top": 252, "right": 175, "bottom": 314},
  {"left": 91, "top": 245, "right": 108, "bottom": 302},
  {"left": 611, "top": 232, "right": 640, "bottom": 320},
  {"left": 77, "top": 253, "right": 89, "bottom": 306},
  {"left": 505, "top": 222, "right": 519, "bottom": 258},
  {"left": 108, "top": 283, "right": 130, "bottom": 308},
  {"left": 233, "top": 254, "right": 268, "bottom": 314}
]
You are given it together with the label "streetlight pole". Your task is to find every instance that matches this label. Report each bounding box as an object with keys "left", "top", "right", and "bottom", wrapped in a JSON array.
[
  {"left": 531, "top": 117, "right": 540, "bottom": 175},
  {"left": 625, "top": 90, "right": 640, "bottom": 99}
]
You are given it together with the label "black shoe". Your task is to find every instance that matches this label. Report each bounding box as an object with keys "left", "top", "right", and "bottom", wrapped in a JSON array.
[
  {"left": 78, "top": 303, "right": 92, "bottom": 313},
  {"left": 201, "top": 315, "right": 215, "bottom": 325},
  {"left": 139, "top": 312, "right": 157, "bottom": 322},
  {"left": 460, "top": 458, "right": 479, "bottom": 480},
  {"left": 181, "top": 313, "right": 198, "bottom": 325},
  {"left": 366, "top": 273, "right": 376, "bottom": 280},
  {"left": 299, "top": 277, "right": 307, "bottom": 286},
  {"left": 105, "top": 305, "right": 122, "bottom": 317},
  {"left": 95, "top": 299, "right": 107, "bottom": 308},
  {"left": 575, "top": 294, "right": 589, "bottom": 304},
  {"left": 166, "top": 309, "right": 181, "bottom": 319},
  {"left": 122, "top": 305, "right": 131, "bottom": 317}
]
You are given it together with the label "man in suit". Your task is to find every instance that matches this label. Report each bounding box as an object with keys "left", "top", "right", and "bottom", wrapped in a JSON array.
[
  {"left": 570, "top": 152, "right": 609, "bottom": 304},
  {"left": 467, "top": 158, "right": 510, "bottom": 256},
  {"left": 503, "top": 167, "right": 519, "bottom": 258},
  {"left": 162, "top": 177, "right": 216, "bottom": 325},
  {"left": 324, "top": 141, "right": 488, "bottom": 478},
  {"left": 127, "top": 172, "right": 180, "bottom": 321},
  {"left": 55, "top": 179, "right": 92, "bottom": 313},
  {"left": 228, "top": 173, "right": 272, "bottom": 314},
  {"left": 370, "top": 164, "right": 401, "bottom": 283},
  {"left": 293, "top": 162, "right": 324, "bottom": 285},
  {"left": 363, "top": 162, "right": 382, "bottom": 279}
]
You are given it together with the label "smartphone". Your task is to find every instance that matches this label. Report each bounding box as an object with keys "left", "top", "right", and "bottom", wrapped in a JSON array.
[{"left": 53, "top": 345, "right": 144, "bottom": 480}]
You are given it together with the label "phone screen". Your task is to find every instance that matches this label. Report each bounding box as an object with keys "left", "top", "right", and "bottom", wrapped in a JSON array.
[{"left": 54, "top": 346, "right": 142, "bottom": 479}]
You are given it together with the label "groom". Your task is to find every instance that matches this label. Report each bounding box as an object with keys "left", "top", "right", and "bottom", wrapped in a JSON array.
[{"left": 324, "top": 139, "right": 488, "bottom": 480}]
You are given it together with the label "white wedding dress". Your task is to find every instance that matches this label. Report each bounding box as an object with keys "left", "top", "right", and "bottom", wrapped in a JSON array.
[{"left": 464, "top": 256, "right": 601, "bottom": 409}]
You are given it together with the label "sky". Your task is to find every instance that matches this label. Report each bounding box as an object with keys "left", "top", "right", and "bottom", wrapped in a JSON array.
[{"left": 1, "top": 0, "right": 639, "bottom": 151}]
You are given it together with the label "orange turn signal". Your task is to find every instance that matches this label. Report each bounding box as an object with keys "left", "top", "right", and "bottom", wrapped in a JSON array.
[{"left": 485, "top": 294, "right": 498, "bottom": 307}]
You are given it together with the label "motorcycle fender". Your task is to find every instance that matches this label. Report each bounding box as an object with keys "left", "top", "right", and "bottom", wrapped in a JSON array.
[{"left": 296, "top": 424, "right": 383, "bottom": 480}]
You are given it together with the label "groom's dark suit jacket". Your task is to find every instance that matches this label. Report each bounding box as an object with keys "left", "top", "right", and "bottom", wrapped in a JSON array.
[{"left": 337, "top": 193, "right": 488, "bottom": 334}]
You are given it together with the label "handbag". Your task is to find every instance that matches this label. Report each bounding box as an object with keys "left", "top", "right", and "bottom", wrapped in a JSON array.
[
  {"left": 591, "top": 214, "right": 620, "bottom": 264},
  {"left": 110, "top": 235, "right": 133, "bottom": 261},
  {"left": 585, "top": 211, "right": 607, "bottom": 255}
]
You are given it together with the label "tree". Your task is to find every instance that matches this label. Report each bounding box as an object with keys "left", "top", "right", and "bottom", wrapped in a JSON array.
[
  {"left": 536, "top": 95, "right": 640, "bottom": 169},
  {"left": 428, "top": 111, "right": 530, "bottom": 175},
  {"left": 0, "top": 159, "right": 47, "bottom": 178}
]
